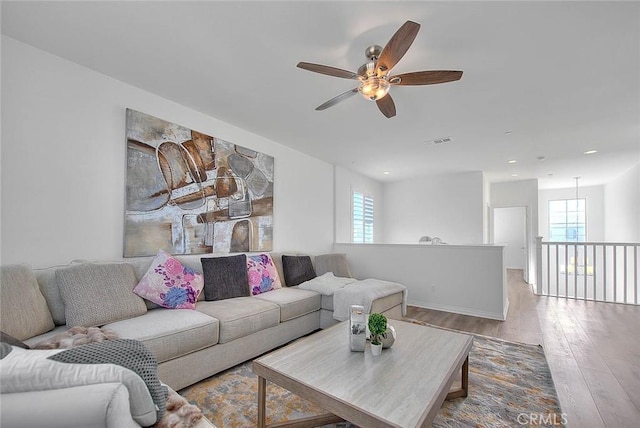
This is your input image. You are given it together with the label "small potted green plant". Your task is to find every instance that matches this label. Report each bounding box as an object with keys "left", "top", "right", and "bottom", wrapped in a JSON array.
[{"left": 368, "top": 313, "right": 387, "bottom": 356}]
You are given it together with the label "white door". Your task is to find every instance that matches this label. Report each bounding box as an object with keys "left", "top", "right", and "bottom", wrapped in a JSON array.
[{"left": 493, "top": 207, "right": 527, "bottom": 273}]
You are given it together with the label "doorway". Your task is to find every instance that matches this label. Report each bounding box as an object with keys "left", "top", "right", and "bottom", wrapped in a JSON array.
[{"left": 493, "top": 206, "right": 528, "bottom": 281}]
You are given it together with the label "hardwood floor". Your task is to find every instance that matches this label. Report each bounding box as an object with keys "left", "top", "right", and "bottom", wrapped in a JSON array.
[{"left": 405, "top": 269, "right": 640, "bottom": 428}]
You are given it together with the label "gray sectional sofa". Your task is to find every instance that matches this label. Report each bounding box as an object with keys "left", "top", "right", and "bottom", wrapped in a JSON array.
[{"left": 0, "top": 252, "right": 404, "bottom": 428}]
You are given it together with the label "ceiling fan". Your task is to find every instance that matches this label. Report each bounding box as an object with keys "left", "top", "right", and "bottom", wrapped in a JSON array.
[{"left": 297, "top": 20, "right": 463, "bottom": 118}]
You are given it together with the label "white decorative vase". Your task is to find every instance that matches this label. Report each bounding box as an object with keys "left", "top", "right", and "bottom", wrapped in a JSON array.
[
  {"left": 382, "top": 325, "right": 396, "bottom": 349},
  {"left": 349, "top": 305, "right": 366, "bottom": 352},
  {"left": 371, "top": 343, "right": 383, "bottom": 356}
]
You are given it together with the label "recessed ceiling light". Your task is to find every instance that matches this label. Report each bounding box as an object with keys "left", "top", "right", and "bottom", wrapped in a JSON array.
[
  {"left": 537, "top": 156, "right": 546, "bottom": 161},
  {"left": 584, "top": 150, "right": 598, "bottom": 155},
  {"left": 511, "top": 173, "right": 518, "bottom": 177},
  {"left": 507, "top": 159, "right": 517, "bottom": 164},
  {"left": 504, "top": 131, "right": 513, "bottom": 135},
  {"left": 383, "top": 171, "right": 390, "bottom": 175}
]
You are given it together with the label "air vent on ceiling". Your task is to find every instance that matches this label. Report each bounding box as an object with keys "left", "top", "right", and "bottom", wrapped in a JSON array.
[{"left": 426, "top": 136, "right": 452, "bottom": 145}]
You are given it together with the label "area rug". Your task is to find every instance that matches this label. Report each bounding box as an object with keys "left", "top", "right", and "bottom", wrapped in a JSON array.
[{"left": 180, "top": 322, "right": 563, "bottom": 427}]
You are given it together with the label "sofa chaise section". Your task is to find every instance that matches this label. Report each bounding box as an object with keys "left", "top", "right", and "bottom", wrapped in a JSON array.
[{"left": 312, "top": 253, "right": 406, "bottom": 328}]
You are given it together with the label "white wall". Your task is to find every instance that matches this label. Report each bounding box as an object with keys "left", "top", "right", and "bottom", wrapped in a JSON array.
[
  {"left": 334, "top": 166, "right": 384, "bottom": 243},
  {"left": 382, "top": 171, "right": 485, "bottom": 245},
  {"left": 491, "top": 179, "right": 538, "bottom": 283},
  {"left": 334, "top": 243, "right": 508, "bottom": 320},
  {"left": 604, "top": 164, "right": 640, "bottom": 242},
  {"left": 538, "top": 185, "right": 605, "bottom": 241},
  {"left": 483, "top": 172, "right": 491, "bottom": 243},
  {"left": 1, "top": 36, "right": 334, "bottom": 267}
]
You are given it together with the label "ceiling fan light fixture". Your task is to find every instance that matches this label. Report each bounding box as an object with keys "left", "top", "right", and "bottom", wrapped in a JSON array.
[
  {"left": 298, "top": 20, "right": 463, "bottom": 117},
  {"left": 359, "top": 76, "right": 390, "bottom": 101}
]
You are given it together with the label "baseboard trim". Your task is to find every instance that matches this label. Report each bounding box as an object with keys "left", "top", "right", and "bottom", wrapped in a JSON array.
[{"left": 408, "top": 300, "right": 507, "bottom": 321}]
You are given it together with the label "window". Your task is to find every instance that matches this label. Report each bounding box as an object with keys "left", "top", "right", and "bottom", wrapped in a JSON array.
[
  {"left": 549, "top": 199, "right": 586, "bottom": 242},
  {"left": 352, "top": 191, "right": 374, "bottom": 243}
]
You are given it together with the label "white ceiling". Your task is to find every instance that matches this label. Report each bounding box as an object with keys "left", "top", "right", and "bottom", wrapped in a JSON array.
[{"left": 2, "top": 1, "right": 639, "bottom": 189}]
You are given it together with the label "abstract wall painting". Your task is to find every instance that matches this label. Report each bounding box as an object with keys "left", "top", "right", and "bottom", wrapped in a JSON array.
[{"left": 124, "top": 109, "right": 273, "bottom": 257}]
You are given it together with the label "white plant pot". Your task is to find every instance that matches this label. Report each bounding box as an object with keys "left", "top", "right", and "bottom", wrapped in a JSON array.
[{"left": 371, "top": 343, "right": 383, "bottom": 356}]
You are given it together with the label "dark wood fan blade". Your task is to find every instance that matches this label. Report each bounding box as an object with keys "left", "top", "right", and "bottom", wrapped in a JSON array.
[
  {"left": 297, "top": 62, "right": 358, "bottom": 79},
  {"left": 377, "top": 21, "right": 421, "bottom": 75},
  {"left": 390, "top": 70, "right": 463, "bottom": 86},
  {"left": 316, "top": 88, "right": 359, "bottom": 111},
  {"left": 376, "top": 94, "right": 396, "bottom": 118}
]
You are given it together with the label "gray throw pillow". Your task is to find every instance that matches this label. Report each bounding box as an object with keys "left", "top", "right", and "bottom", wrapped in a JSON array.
[
  {"left": 56, "top": 263, "right": 147, "bottom": 327},
  {"left": 201, "top": 255, "right": 249, "bottom": 301},
  {"left": 282, "top": 255, "right": 316, "bottom": 286}
]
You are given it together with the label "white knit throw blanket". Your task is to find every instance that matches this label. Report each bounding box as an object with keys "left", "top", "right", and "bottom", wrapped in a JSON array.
[
  {"left": 298, "top": 273, "right": 408, "bottom": 321},
  {"left": 333, "top": 278, "right": 407, "bottom": 321},
  {"left": 297, "top": 272, "right": 357, "bottom": 294}
]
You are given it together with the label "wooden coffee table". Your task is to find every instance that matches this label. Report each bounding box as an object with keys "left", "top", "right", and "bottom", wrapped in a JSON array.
[{"left": 252, "top": 320, "right": 473, "bottom": 428}]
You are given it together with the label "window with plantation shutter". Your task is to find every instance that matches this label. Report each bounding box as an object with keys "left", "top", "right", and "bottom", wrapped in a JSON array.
[{"left": 352, "top": 191, "right": 374, "bottom": 243}]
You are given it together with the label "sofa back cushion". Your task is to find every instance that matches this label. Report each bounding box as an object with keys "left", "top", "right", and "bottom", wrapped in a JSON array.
[
  {"left": 34, "top": 264, "right": 77, "bottom": 325},
  {"left": 56, "top": 263, "right": 147, "bottom": 327},
  {"left": 0, "top": 264, "right": 55, "bottom": 340},
  {"left": 313, "top": 253, "right": 353, "bottom": 278}
]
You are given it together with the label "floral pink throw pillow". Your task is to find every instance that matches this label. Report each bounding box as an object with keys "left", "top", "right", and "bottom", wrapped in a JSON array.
[
  {"left": 247, "top": 253, "right": 282, "bottom": 295},
  {"left": 134, "top": 250, "right": 204, "bottom": 309}
]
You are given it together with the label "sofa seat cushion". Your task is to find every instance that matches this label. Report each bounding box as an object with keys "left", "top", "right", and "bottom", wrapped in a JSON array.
[
  {"left": 22, "top": 325, "right": 70, "bottom": 348},
  {"left": 103, "top": 309, "right": 218, "bottom": 364},
  {"left": 252, "top": 287, "right": 321, "bottom": 322},
  {"left": 195, "top": 298, "right": 279, "bottom": 344}
]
